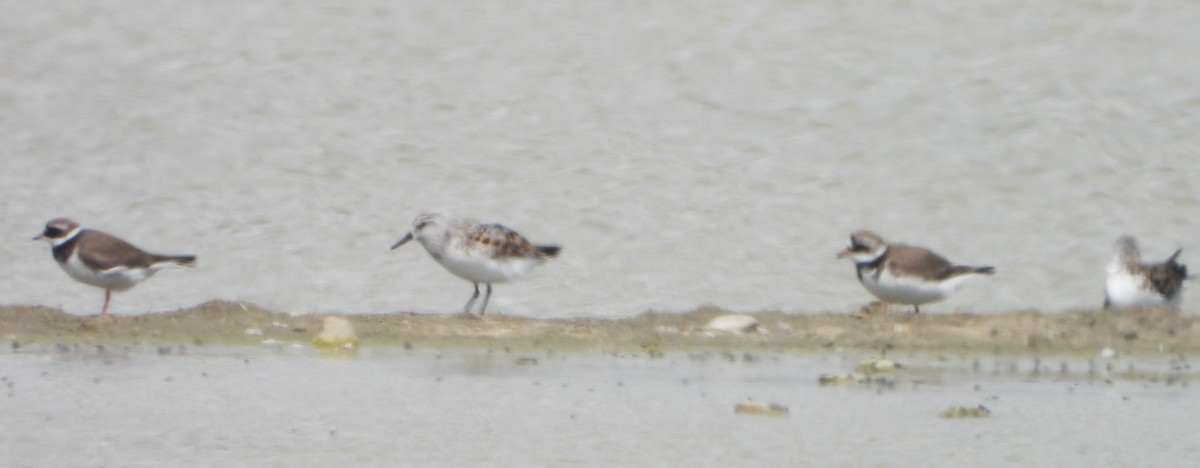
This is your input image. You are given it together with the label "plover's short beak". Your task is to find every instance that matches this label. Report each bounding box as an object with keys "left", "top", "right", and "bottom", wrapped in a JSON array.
[
  {"left": 390, "top": 232, "right": 413, "bottom": 250},
  {"left": 836, "top": 248, "right": 852, "bottom": 259},
  {"left": 33, "top": 234, "right": 44, "bottom": 241}
]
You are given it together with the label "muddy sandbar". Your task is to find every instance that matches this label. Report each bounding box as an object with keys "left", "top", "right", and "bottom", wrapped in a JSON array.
[{"left": 2, "top": 301, "right": 1196, "bottom": 357}]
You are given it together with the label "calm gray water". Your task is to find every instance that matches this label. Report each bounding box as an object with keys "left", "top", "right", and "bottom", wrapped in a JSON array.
[
  {"left": 1, "top": 347, "right": 1197, "bottom": 467},
  {"left": 2, "top": 0, "right": 1199, "bottom": 317}
]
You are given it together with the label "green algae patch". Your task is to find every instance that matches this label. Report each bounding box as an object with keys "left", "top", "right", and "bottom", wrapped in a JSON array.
[{"left": 312, "top": 316, "right": 360, "bottom": 358}]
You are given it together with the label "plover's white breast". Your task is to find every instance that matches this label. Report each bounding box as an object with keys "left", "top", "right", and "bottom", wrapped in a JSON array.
[
  {"left": 62, "top": 252, "right": 150, "bottom": 291},
  {"left": 859, "top": 268, "right": 952, "bottom": 306}
]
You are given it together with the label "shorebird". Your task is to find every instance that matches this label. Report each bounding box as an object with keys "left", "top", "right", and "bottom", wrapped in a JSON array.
[
  {"left": 35, "top": 218, "right": 196, "bottom": 315},
  {"left": 1104, "top": 235, "right": 1187, "bottom": 310},
  {"left": 391, "top": 212, "right": 561, "bottom": 316},
  {"left": 838, "top": 230, "right": 994, "bottom": 313}
]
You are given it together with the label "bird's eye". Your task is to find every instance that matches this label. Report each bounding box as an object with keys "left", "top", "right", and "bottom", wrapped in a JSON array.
[
  {"left": 415, "top": 222, "right": 428, "bottom": 230},
  {"left": 44, "top": 227, "right": 64, "bottom": 238}
]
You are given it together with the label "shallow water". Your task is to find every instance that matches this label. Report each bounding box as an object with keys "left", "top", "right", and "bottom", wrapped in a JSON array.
[
  {"left": 2, "top": 0, "right": 1199, "bottom": 317},
  {"left": 1, "top": 347, "right": 1197, "bottom": 467}
]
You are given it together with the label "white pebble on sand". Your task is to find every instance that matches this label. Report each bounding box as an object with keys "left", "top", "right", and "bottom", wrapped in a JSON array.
[{"left": 705, "top": 314, "right": 759, "bottom": 334}]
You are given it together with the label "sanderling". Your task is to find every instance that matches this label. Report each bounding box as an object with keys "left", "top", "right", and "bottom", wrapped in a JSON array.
[
  {"left": 1104, "top": 235, "right": 1187, "bottom": 310},
  {"left": 35, "top": 218, "right": 196, "bottom": 315},
  {"left": 838, "top": 230, "right": 994, "bottom": 313},
  {"left": 391, "top": 212, "right": 561, "bottom": 316}
]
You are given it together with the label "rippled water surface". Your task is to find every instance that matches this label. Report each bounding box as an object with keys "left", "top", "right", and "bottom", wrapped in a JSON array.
[
  {"left": 2, "top": 0, "right": 1199, "bottom": 316},
  {"left": 1, "top": 348, "right": 1198, "bottom": 467}
]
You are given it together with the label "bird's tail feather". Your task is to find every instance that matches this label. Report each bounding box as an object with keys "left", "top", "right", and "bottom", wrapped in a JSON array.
[
  {"left": 154, "top": 254, "right": 197, "bottom": 267},
  {"left": 535, "top": 245, "right": 561, "bottom": 258}
]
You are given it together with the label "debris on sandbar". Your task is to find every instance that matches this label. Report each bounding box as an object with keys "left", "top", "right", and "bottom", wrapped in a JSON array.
[
  {"left": 734, "top": 399, "right": 789, "bottom": 416},
  {"left": 939, "top": 405, "right": 991, "bottom": 419}
]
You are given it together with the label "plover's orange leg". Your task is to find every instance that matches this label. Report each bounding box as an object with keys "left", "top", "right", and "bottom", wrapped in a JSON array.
[{"left": 101, "top": 289, "right": 113, "bottom": 316}]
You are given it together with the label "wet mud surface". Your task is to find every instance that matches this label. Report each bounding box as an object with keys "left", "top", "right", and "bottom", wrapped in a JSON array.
[{"left": 2, "top": 301, "right": 1196, "bottom": 357}]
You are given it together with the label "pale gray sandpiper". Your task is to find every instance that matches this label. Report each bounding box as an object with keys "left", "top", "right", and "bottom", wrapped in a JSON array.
[
  {"left": 391, "top": 212, "right": 561, "bottom": 316},
  {"left": 1104, "top": 235, "right": 1187, "bottom": 311},
  {"left": 838, "top": 230, "right": 994, "bottom": 313},
  {"left": 35, "top": 218, "right": 196, "bottom": 316}
]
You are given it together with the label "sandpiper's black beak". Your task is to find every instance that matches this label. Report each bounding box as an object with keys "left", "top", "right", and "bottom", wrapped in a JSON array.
[{"left": 390, "top": 232, "right": 413, "bottom": 250}]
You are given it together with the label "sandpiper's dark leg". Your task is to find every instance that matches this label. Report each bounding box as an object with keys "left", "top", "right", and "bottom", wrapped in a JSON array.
[
  {"left": 479, "top": 284, "right": 494, "bottom": 315},
  {"left": 101, "top": 290, "right": 112, "bottom": 316},
  {"left": 462, "top": 283, "right": 481, "bottom": 314},
  {"left": 913, "top": 304, "right": 921, "bottom": 314}
]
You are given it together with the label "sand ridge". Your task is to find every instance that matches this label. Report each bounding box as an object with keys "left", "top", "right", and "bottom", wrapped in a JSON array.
[{"left": 1, "top": 301, "right": 1197, "bottom": 356}]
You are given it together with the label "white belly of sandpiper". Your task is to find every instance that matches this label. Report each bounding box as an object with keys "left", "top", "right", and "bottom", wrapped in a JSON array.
[
  {"left": 436, "top": 253, "right": 544, "bottom": 284},
  {"left": 1105, "top": 270, "right": 1176, "bottom": 309}
]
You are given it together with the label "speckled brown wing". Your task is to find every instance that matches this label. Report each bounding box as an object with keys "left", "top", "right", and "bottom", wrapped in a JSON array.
[
  {"left": 74, "top": 230, "right": 162, "bottom": 270},
  {"left": 1144, "top": 249, "right": 1186, "bottom": 299},
  {"left": 465, "top": 224, "right": 549, "bottom": 259}
]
